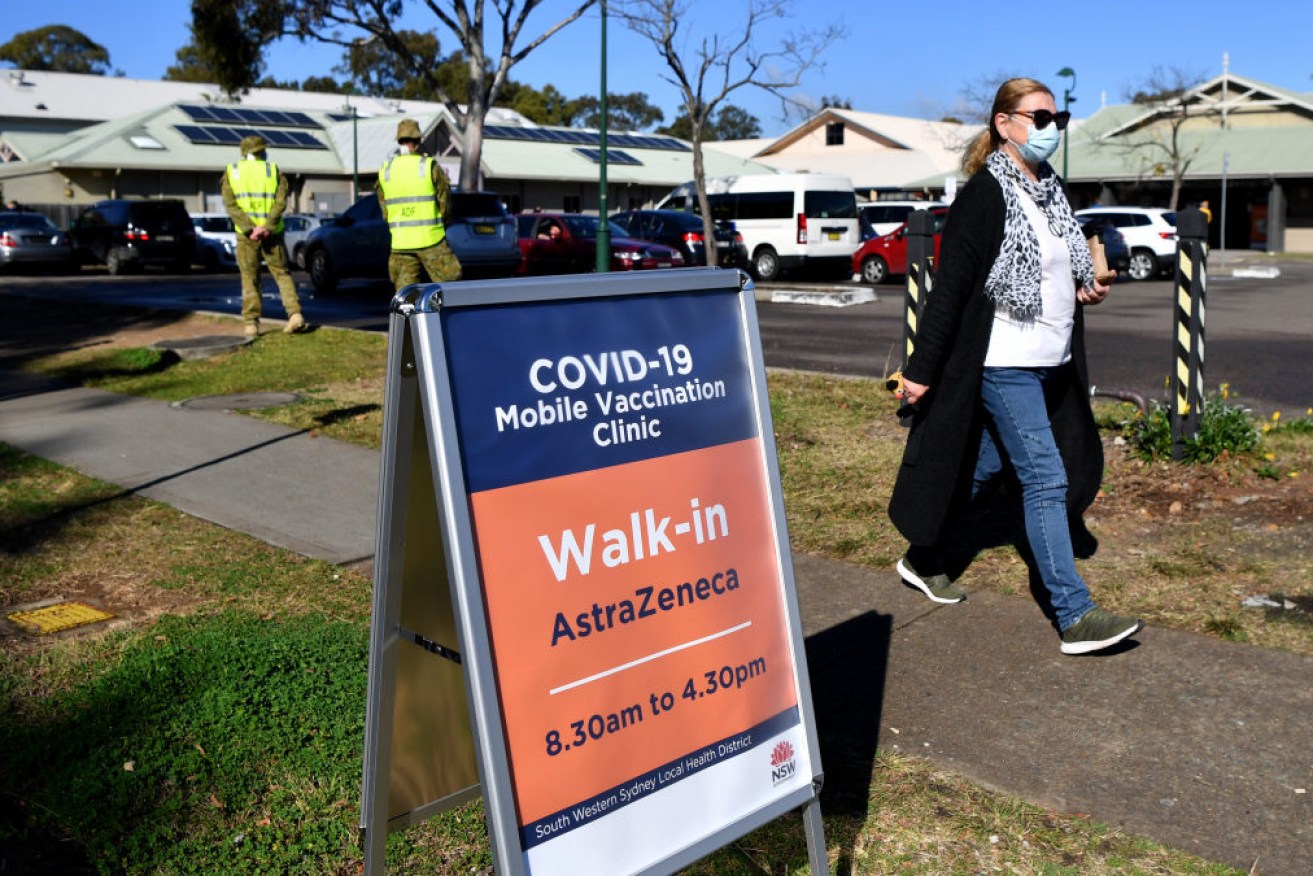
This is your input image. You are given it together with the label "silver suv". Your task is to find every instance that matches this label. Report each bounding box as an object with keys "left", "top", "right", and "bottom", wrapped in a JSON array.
[{"left": 1074, "top": 207, "right": 1177, "bottom": 281}]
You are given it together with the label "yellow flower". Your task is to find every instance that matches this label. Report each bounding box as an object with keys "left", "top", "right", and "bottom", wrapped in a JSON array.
[
  {"left": 1220, "top": 383, "right": 1230, "bottom": 399},
  {"left": 1265, "top": 453, "right": 1276, "bottom": 461},
  {"left": 1289, "top": 471, "right": 1301, "bottom": 479},
  {"left": 1272, "top": 411, "right": 1281, "bottom": 422}
]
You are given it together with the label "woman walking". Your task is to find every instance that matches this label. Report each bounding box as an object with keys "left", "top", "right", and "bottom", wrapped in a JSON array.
[{"left": 888, "top": 77, "right": 1144, "bottom": 655}]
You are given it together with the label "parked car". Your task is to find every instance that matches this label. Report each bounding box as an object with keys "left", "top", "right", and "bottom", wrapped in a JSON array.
[
  {"left": 190, "top": 213, "right": 238, "bottom": 272},
  {"left": 852, "top": 207, "right": 948, "bottom": 285},
  {"left": 515, "top": 213, "right": 685, "bottom": 275},
  {"left": 282, "top": 213, "right": 327, "bottom": 269},
  {"left": 0, "top": 211, "right": 73, "bottom": 271},
  {"left": 860, "top": 200, "right": 947, "bottom": 240},
  {"left": 609, "top": 209, "right": 748, "bottom": 269},
  {"left": 656, "top": 173, "right": 859, "bottom": 281},
  {"left": 69, "top": 198, "right": 196, "bottom": 275},
  {"left": 1074, "top": 206, "right": 1177, "bottom": 281},
  {"left": 1077, "top": 215, "right": 1131, "bottom": 278},
  {"left": 302, "top": 192, "right": 522, "bottom": 294},
  {"left": 443, "top": 192, "right": 522, "bottom": 277}
]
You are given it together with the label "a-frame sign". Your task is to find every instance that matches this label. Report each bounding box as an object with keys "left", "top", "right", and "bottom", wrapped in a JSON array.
[{"left": 360, "top": 268, "right": 827, "bottom": 874}]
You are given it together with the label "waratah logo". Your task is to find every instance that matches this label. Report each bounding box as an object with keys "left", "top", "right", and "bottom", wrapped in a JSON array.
[{"left": 770, "top": 741, "right": 794, "bottom": 767}]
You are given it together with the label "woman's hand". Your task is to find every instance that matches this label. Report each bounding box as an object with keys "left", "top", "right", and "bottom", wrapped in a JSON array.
[
  {"left": 901, "top": 378, "right": 930, "bottom": 406},
  {"left": 1077, "top": 276, "right": 1111, "bottom": 305}
]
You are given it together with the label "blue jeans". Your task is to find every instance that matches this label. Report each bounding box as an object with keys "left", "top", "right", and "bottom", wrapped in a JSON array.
[{"left": 973, "top": 367, "right": 1096, "bottom": 631}]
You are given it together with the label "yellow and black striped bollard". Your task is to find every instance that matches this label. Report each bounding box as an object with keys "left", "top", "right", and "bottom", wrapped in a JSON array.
[{"left": 1169, "top": 208, "right": 1209, "bottom": 460}]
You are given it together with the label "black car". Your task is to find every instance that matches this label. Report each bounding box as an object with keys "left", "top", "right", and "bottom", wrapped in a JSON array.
[
  {"left": 609, "top": 209, "right": 748, "bottom": 269},
  {"left": 68, "top": 199, "right": 196, "bottom": 275},
  {"left": 1077, "top": 215, "right": 1131, "bottom": 277},
  {"left": 303, "top": 191, "right": 520, "bottom": 294}
]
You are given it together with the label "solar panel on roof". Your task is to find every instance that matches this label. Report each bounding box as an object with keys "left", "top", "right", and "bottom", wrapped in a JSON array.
[
  {"left": 481, "top": 123, "right": 689, "bottom": 152},
  {"left": 208, "top": 107, "right": 244, "bottom": 123},
  {"left": 175, "top": 124, "right": 219, "bottom": 143},
  {"left": 574, "top": 147, "right": 642, "bottom": 166},
  {"left": 172, "top": 125, "right": 329, "bottom": 150}
]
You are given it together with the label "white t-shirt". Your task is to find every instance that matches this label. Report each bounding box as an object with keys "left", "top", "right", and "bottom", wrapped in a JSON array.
[{"left": 984, "top": 182, "right": 1076, "bottom": 368}]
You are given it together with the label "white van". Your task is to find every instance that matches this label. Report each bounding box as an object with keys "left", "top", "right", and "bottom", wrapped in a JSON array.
[{"left": 656, "top": 173, "right": 860, "bottom": 281}]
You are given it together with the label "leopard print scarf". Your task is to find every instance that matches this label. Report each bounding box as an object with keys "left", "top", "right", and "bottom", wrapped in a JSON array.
[{"left": 983, "top": 149, "right": 1095, "bottom": 319}]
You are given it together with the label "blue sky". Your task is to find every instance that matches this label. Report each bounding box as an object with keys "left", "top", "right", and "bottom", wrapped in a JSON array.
[{"left": 5, "top": 1, "right": 1312, "bottom": 137}]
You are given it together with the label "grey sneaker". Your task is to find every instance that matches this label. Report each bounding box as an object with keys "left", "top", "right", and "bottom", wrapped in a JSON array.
[
  {"left": 1060, "top": 608, "right": 1144, "bottom": 655},
  {"left": 896, "top": 557, "right": 966, "bottom": 604}
]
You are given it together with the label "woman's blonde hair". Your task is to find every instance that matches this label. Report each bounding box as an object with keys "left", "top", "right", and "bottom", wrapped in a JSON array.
[{"left": 962, "top": 77, "right": 1054, "bottom": 175}]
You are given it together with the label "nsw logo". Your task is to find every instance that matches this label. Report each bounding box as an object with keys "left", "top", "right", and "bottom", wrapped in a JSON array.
[{"left": 769, "top": 740, "right": 796, "bottom": 785}]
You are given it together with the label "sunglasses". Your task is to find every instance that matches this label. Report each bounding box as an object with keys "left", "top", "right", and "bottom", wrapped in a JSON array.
[{"left": 1009, "top": 109, "right": 1071, "bottom": 131}]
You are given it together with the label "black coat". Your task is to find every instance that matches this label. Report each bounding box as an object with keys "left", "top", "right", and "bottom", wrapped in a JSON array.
[{"left": 887, "top": 169, "right": 1104, "bottom": 547}]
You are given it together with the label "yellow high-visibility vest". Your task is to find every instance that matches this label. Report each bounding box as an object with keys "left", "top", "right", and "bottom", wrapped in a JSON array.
[
  {"left": 226, "top": 159, "right": 284, "bottom": 233},
  {"left": 379, "top": 153, "right": 445, "bottom": 249}
]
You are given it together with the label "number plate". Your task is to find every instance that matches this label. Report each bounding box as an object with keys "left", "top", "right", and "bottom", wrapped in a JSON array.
[
  {"left": 825, "top": 231, "right": 841, "bottom": 241},
  {"left": 474, "top": 224, "right": 495, "bottom": 234},
  {"left": 158, "top": 235, "right": 175, "bottom": 242}
]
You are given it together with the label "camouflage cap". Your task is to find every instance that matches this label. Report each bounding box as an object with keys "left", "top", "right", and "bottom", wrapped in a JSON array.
[
  {"left": 240, "top": 135, "right": 269, "bottom": 155},
  {"left": 396, "top": 118, "right": 423, "bottom": 141}
]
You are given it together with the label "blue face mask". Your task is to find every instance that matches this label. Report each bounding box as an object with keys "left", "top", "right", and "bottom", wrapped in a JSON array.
[{"left": 1017, "top": 122, "right": 1061, "bottom": 164}]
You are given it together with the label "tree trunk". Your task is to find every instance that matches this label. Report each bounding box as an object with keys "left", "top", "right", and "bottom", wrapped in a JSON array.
[{"left": 691, "top": 124, "right": 718, "bottom": 266}]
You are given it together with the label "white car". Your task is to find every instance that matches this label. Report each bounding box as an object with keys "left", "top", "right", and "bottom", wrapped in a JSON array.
[
  {"left": 860, "top": 200, "right": 946, "bottom": 240},
  {"left": 1074, "top": 207, "right": 1178, "bottom": 281},
  {"left": 190, "top": 213, "right": 238, "bottom": 272},
  {"left": 282, "top": 214, "right": 327, "bottom": 269}
]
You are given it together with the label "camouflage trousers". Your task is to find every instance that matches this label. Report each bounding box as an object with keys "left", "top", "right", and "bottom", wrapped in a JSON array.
[
  {"left": 237, "top": 234, "right": 301, "bottom": 325},
  {"left": 388, "top": 240, "right": 463, "bottom": 292}
]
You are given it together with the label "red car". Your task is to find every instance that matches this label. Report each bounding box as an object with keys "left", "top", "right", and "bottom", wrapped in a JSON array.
[
  {"left": 852, "top": 206, "right": 948, "bottom": 285},
  {"left": 516, "top": 212, "right": 684, "bottom": 275}
]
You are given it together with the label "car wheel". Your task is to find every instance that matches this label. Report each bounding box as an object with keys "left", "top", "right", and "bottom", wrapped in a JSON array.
[
  {"left": 861, "top": 255, "right": 889, "bottom": 285},
  {"left": 1127, "top": 249, "right": 1157, "bottom": 282},
  {"left": 106, "top": 247, "right": 131, "bottom": 276},
  {"left": 752, "top": 246, "right": 780, "bottom": 282},
  {"left": 308, "top": 248, "right": 337, "bottom": 294},
  {"left": 293, "top": 244, "right": 306, "bottom": 270}
]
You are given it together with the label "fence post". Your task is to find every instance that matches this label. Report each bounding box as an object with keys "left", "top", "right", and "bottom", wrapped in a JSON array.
[
  {"left": 1170, "top": 208, "right": 1209, "bottom": 460},
  {"left": 902, "top": 210, "right": 936, "bottom": 370}
]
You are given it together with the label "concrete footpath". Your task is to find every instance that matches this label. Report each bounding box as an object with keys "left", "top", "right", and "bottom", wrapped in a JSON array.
[{"left": 1, "top": 367, "right": 1310, "bottom": 874}]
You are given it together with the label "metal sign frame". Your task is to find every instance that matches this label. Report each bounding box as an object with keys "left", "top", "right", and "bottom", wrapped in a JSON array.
[{"left": 361, "top": 268, "right": 826, "bottom": 875}]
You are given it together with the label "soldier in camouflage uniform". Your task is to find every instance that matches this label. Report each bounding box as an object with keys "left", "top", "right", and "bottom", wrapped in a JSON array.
[
  {"left": 376, "top": 119, "right": 462, "bottom": 291},
  {"left": 222, "top": 135, "right": 306, "bottom": 338}
]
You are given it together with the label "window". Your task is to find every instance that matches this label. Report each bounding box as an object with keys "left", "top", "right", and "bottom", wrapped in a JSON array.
[
  {"left": 735, "top": 191, "right": 792, "bottom": 220},
  {"left": 825, "top": 122, "right": 845, "bottom": 146},
  {"left": 804, "top": 190, "right": 858, "bottom": 219},
  {"left": 563, "top": 195, "right": 582, "bottom": 213}
]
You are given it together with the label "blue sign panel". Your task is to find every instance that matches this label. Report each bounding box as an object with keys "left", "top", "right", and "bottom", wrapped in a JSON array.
[{"left": 443, "top": 290, "right": 759, "bottom": 493}]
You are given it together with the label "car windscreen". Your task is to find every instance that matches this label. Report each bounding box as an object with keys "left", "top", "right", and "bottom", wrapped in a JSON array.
[
  {"left": 131, "top": 202, "right": 191, "bottom": 229},
  {"left": 195, "top": 217, "right": 234, "bottom": 233},
  {"left": 0, "top": 214, "right": 56, "bottom": 230},
  {"left": 448, "top": 194, "right": 506, "bottom": 221},
  {"left": 805, "top": 191, "right": 858, "bottom": 220}
]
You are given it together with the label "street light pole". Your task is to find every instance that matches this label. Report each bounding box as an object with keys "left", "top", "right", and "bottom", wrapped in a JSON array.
[
  {"left": 1057, "top": 67, "right": 1076, "bottom": 181},
  {"left": 595, "top": 0, "right": 610, "bottom": 272}
]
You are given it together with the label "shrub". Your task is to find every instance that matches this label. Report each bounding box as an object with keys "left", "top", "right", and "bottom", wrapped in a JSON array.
[{"left": 1124, "top": 392, "right": 1261, "bottom": 463}]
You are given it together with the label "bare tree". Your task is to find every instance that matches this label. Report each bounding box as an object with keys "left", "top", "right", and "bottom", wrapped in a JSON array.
[
  {"left": 614, "top": 0, "right": 840, "bottom": 263},
  {"left": 192, "top": 0, "right": 598, "bottom": 190},
  {"left": 1103, "top": 65, "right": 1209, "bottom": 210}
]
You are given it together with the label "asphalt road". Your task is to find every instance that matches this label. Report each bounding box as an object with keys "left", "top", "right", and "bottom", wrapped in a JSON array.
[{"left": 4, "top": 257, "right": 1310, "bottom": 415}]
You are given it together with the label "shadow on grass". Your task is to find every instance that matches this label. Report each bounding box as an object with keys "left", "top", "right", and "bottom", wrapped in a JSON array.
[
  {"left": 805, "top": 610, "right": 891, "bottom": 874},
  {"left": 315, "top": 403, "right": 382, "bottom": 427},
  {"left": 0, "top": 296, "right": 205, "bottom": 372}
]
